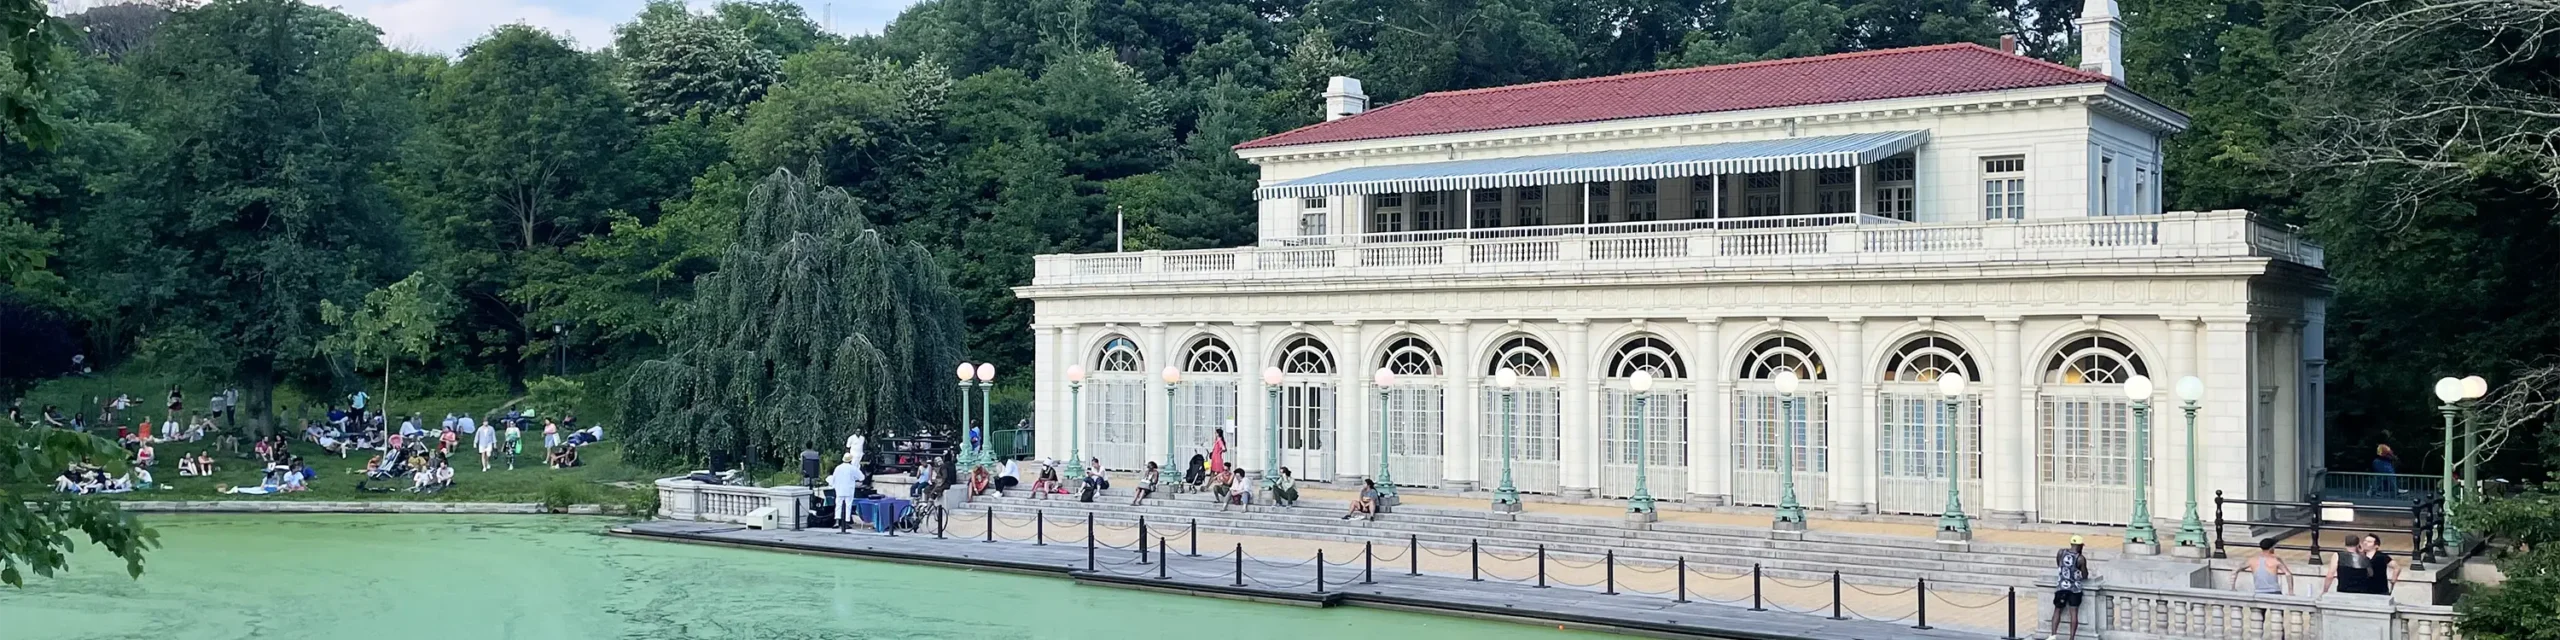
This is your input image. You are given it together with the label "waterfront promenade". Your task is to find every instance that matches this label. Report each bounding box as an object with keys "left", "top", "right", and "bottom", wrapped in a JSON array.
[{"left": 615, "top": 512, "right": 2020, "bottom": 640}]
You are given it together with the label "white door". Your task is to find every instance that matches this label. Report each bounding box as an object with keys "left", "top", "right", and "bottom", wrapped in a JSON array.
[
  {"left": 1731, "top": 390, "right": 1830, "bottom": 507},
  {"left": 1478, "top": 386, "right": 1562, "bottom": 494},
  {"left": 2037, "top": 391, "right": 2134, "bottom": 525},
  {"left": 1172, "top": 378, "right": 1236, "bottom": 475},
  {"left": 1280, "top": 383, "right": 1335, "bottom": 482},
  {"left": 1875, "top": 392, "right": 1982, "bottom": 516},
  {"left": 1088, "top": 378, "right": 1148, "bottom": 472},
  {"left": 1599, "top": 388, "right": 1689, "bottom": 500}
]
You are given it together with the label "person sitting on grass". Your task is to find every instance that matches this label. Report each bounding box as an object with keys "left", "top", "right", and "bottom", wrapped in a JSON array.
[
  {"left": 217, "top": 483, "right": 278, "bottom": 495},
  {"left": 1342, "top": 479, "right": 1380, "bottom": 521},
  {"left": 55, "top": 467, "right": 84, "bottom": 493},
  {"left": 193, "top": 452, "right": 217, "bottom": 476}
]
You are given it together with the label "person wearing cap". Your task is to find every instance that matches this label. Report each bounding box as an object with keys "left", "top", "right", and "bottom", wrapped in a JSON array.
[
  {"left": 828, "top": 452, "right": 866, "bottom": 533},
  {"left": 2048, "top": 535, "right": 2094, "bottom": 640}
]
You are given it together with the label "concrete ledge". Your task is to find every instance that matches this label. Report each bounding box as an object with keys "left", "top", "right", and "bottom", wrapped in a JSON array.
[{"left": 118, "top": 501, "right": 618, "bottom": 515}]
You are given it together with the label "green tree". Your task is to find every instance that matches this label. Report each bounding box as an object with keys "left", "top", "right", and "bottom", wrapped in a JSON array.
[
  {"left": 1, "top": 422, "right": 157, "bottom": 586},
  {"left": 711, "top": 0, "right": 834, "bottom": 58},
  {"left": 318, "top": 272, "right": 454, "bottom": 421},
  {"left": 1, "top": 0, "right": 74, "bottom": 146},
  {"left": 1667, "top": 0, "right": 1845, "bottom": 65},
  {"left": 2454, "top": 482, "right": 2560, "bottom": 639},
  {"left": 103, "top": 0, "right": 411, "bottom": 431},
  {"left": 616, "top": 1, "right": 782, "bottom": 124},
  {"left": 619, "top": 168, "right": 964, "bottom": 469},
  {"left": 408, "top": 24, "right": 634, "bottom": 393}
]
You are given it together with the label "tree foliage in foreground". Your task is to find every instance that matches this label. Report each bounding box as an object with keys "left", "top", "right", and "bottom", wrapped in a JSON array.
[
  {"left": 619, "top": 168, "right": 963, "bottom": 469},
  {"left": 2455, "top": 483, "right": 2560, "bottom": 640},
  {"left": 0, "top": 422, "right": 156, "bottom": 587}
]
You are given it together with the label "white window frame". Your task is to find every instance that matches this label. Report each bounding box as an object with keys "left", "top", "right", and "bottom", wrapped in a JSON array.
[
  {"left": 1874, "top": 157, "right": 1915, "bottom": 221},
  {"left": 1298, "top": 196, "right": 1329, "bottom": 238},
  {"left": 1471, "top": 189, "right": 1503, "bottom": 229},
  {"left": 1626, "top": 181, "right": 1658, "bottom": 222},
  {"left": 1370, "top": 193, "right": 1405, "bottom": 233},
  {"left": 1981, "top": 155, "right": 2026, "bottom": 220},
  {"left": 1816, "top": 167, "right": 1857, "bottom": 215},
  {"left": 1516, "top": 186, "right": 1545, "bottom": 226},
  {"left": 2099, "top": 153, "right": 2116, "bottom": 216},
  {"left": 1744, "top": 173, "right": 1782, "bottom": 217}
]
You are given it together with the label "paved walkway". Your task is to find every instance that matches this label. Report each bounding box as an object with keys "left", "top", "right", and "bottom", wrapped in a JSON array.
[
  {"left": 1295, "top": 486, "right": 2126, "bottom": 552},
  {"left": 617, "top": 515, "right": 2025, "bottom": 640}
]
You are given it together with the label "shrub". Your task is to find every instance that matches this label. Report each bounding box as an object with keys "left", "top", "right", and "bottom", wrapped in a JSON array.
[{"left": 538, "top": 477, "right": 593, "bottom": 512}]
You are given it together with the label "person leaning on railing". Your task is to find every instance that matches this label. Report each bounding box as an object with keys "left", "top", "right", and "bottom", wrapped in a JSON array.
[{"left": 2231, "top": 538, "right": 2293, "bottom": 595}]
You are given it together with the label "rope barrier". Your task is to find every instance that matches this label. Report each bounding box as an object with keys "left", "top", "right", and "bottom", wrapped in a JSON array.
[
  {"left": 1480, "top": 549, "right": 1538, "bottom": 562},
  {"left": 1241, "top": 553, "right": 1318, "bottom": 570},
  {"left": 1420, "top": 545, "right": 1471, "bottom": 558},
  {"left": 1766, "top": 575, "right": 1831, "bottom": 589},
  {"left": 1690, "top": 566, "right": 1752, "bottom": 581},
  {"left": 1929, "top": 589, "right": 2012, "bottom": 610},
  {"left": 1617, "top": 561, "right": 1677, "bottom": 574},
  {"left": 1547, "top": 555, "right": 1606, "bottom": 570},
  {"left": 1477, "top": 565, "right": 1537, "bottom": 583},
  {"left": 1845, "top": 582, "right": 1919, "bottom": 597}
]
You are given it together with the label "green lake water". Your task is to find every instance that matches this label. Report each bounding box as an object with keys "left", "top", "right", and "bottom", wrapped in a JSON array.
[{"left": 0, "top": 514, "right": 1611, "bottom": 640}]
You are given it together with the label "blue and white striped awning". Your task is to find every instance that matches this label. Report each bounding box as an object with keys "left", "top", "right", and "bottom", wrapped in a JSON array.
[{"left": 1253, "top": 130, "right": 1930, "bottom": 200}]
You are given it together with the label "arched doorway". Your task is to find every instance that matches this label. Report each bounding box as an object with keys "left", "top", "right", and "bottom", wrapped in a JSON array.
[
  {"left": 1276, "top": 335, "right": 1337, "bottom": 482},
  {"left": 1087, "top": 335, "right": 1148, "bottom": 471},
  {"left": 1477, "top": 334, "right": 1563, "bottom": 494},
  {"left": 1731, "top": 334, "right": 1830, "bottom": 507},
  {"left": 1600, "top": 335, "right": 1689, "bottom": 500},
  {"left": 1173, "top": 335, "right": 1238, "bottom": 476},
  {"left": 1875, "top": 335, "right": 1983, "bottom": 516},
  {"left": 2037, "top": 333, "right": 2147, "bottom": 525},
  {"left": 1377, "top": 335, "right": 1446, "bottom": 488}
]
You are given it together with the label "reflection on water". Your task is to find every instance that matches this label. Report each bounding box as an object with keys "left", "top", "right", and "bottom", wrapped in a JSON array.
[{"left": 0, "top": 514, "right": 1602, "bottom": 640}]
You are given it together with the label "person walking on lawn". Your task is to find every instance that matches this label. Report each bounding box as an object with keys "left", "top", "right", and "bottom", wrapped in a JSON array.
[
  {"left": 503, "top": 421, "right": 524, "bottom": 470},
  {"left": 475, "top": 418, "right": 499, "bottom": 471}
]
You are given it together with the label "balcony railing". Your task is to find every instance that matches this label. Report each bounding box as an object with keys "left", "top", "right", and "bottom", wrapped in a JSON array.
[{"left": 1031, "top": 210, "right": 2323, "bottom": 288}]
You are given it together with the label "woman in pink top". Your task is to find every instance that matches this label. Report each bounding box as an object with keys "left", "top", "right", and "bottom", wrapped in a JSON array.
[{"left": 1208, "top": 428, "right": 1226, "bottom": 476}]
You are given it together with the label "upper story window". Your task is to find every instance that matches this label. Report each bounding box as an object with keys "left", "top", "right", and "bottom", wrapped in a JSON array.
[
  {"left": 1415, "top": 192, "right": 1447, "bottom": 231},
  {"left": 1817, "top": 167, "right": 1857, "bottom": 214},
  {"left": 2134, "top": 167, "right": 2151, "bottom": 215},
  {"left": 1627, "top": 181, "right": 1658, "bottom": 222},
  {"left": 1691, "top": 176, "right": 1719, "bottom": 217},
  {"left": 1370, "top": 193, "right": 1405, "bottom": 233},
  {"left": 1517, "top": 186, "right": 1545, "bottom": 226},
  {"left": 1471, "top": 190, "right": 1502, "bottom": 228},
  {"left": 1298, "top": 196, "right": 1330, "bottom": 237},
  {"left": 2099, "top": 154, "right": 2116, "bottom": 215},
  {"left": 1744, "top": 173, "right": 1782, "bottom": 217},
  {"left": 1981, "top": 155, "right": 2026, "bottom": 220},
  {"left": 1300, "top": 197, "right": 1327, "bottom": 210},
  {"left": 1875, "top": 157, "right": 1915, "bottom": 221}
]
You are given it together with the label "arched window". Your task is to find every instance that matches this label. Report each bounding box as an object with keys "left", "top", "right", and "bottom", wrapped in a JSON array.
[
  {"left": 1488, "top": 335, "right": 1559, "bottom": 378},
  {"left": 2044, "top": 334, "right": 2147, "bottom": 385},
  {"left": 1379, "top": 336, "right": 1443, "bottom": 376},
  {"left": 1607, "top": 336, "right": 1686, "bottom": 379},
  {"left": 1095, "top": 336, "right": 1142, "bottom": 372},
  {"left": 1882, "top": 335, "right": 1979, "bottom": 383},
  {"left": 1279, "top": 335, "right": 1334, "bottom": 375},
  {"left": 1739, "top": 335, "right": 1826, "bottom": 380},
  {"left": 1183, "top": 336, "right": 1235, "bottom": 373}
]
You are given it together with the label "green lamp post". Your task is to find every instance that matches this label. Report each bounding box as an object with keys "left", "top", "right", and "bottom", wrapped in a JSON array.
[
  {"left": 976, "top": 363, "right": 995, "bottom": 469},
  {"left": 1065, "top": 366, "right": 1087, "bottom": 479},
  {"left": 2172, "top": 375, "right": 2209, "bottom": 552},
  {"left": 1626, "top": 370, "right": 1657, "bottom": 520},
  {"left": 2124, "top": 374, "right": 2159, "bottom": 554},
  {"left": 1263, "top": 367, "right": 1284, "bottom": 490},
  {"left": 1161, "top": 365, "right": 1182, "bottom": 488},
  {"left": 955, "top": 362, "right": 976, "bottom": 469},
  {"left": 1372, "top": 367, "right": 1398, "bottom": 501},
  {"left": 1772, "top": 369, "right": 1806, "bottom": 530},
  {"left": 2432, "top": 375, "right": 2486, "bottom": 552},
  {"left": 1492, "top": 368, "right": 1521, "bottom": 511},
  {"left": 1935, "top": 372, "right": 1971, "bottom": 541}
]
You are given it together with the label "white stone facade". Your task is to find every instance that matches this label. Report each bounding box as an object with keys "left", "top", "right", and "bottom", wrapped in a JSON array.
[{"left": 1017, "top": 58, "right": 2329, "bottom": 529}]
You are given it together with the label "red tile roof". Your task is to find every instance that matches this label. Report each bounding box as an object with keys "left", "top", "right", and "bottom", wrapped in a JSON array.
[{"left": 1236, "top": 44, "right": 2115, "bottom": 150}]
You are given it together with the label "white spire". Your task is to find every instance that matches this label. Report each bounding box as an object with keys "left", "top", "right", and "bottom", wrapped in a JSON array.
[{"left": 2076, "top": 0, "right": 2125, "bottom": 83}]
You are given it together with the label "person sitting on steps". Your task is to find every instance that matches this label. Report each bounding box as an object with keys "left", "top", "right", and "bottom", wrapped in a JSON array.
[
  {"left": 1342, "top": 479, "right": 1380, "bottom": 520},
  {"left": 1131, "top": 462, "right": 1160, "bottom": 505},
  {"left": 1270, "top": 467, "right": 1298, "bottom": 507}
]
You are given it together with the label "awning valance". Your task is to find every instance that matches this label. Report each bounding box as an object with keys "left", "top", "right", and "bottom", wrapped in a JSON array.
[{"left": 1254, "top": 130, "right": 1930, "bottom": 200}]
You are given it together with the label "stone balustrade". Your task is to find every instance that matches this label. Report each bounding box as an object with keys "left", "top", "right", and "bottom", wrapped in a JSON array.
[
  {"left": 1030, "top": 209, "right": 2322, "bottom": 287},
  {"left": 654, "top": 477, "right": 812, "bottom": 530},
  {"left": 2063, "top": 580, "right": 2462, "bottom": 640}
]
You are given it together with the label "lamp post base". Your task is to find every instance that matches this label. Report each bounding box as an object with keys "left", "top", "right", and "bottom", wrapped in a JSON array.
[
  {"left": 2124, "top": 542, "right": 2160, "bottom": 556},
  {"left": 1625, "top": 510, "right": 1658, "bottom": 524},
  {"left": 1770, "top": 518, "right": 1807, "bottom": 533},
  {"left": 1490, "top": 500, "right": 1523, "bottom": 513},
  {"left": 1935, "top": 529, "right": 1971, "bottom": 544},
  {"left": 2170, "top": 544, "right": 2208, "bottom": 559}
]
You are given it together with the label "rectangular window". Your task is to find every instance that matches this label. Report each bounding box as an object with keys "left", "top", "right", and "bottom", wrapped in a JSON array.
[
  {"left": 1298, "top": 211, "right": 1327, "bottom": 237},
  {"left": 2099, "top": 154, "right": 2115, "bottom": 215},
  {"left": 1414, "top": 192, "right": 1445, "bottom": 231},
  {"left": 1471, "top": 190, "right": 1502, "bottom": 228},
  {"left": 1300, "top": 196, "right": 1328, "bottom": 210},
  {"left": 1517, "top": 186, "right": 1545, "bottom": 226},
  {"left": 1875, "top": 157, "right": 1915, "bottom": 220},
  {"left": 2134, "top": 167, "right": 2150, "bottom": 215},
  {"left": 1981, "top": 156, "right": 2026, "bottom": 220},
  {"left": 1627, "top": 181, "right": 1658, "bottom": 222},
  {"left": 1817, "top": 167, "right": 1857, "bottom": 214},
  {"left": 1744, "top": 173, "right": 1783, "bottom": 217},
  {"left": 1370, "top": 193, "right": 1405, "bottom": 233}
]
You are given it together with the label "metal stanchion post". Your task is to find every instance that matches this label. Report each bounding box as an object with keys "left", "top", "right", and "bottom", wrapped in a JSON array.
[
  {"left": 1316, "top": 550, "right": 1327, "bottom": 594},
  {"left": 1470, "top": 540, "right": 1481, "bottom": 582},
  {"left": 1750, "top": 563, "right": 1764, "bottom": 611},
  {"left": 985, "top": 507, "right": 995, "bottom": 543},
  {"left": 2005, "top": 587, "right": 2020, "bottom": 640},
  {"left": 1676, "top": 557, "right": 1690, "bottom": 603},
  {"left": 1536, "top": 544, "right": 1548, "bottom": 588},
  {"left": 1605, "top": 549, "right": 1617, "bottom": 595},
  {"left": 1138, "top": 515, "right": 1148, "bottom": 547},
  {"left": 1364, "top": 541, "right": 1375, "bottom": 584},
  {"left": 1158, "top": 537, "right": 1168, "bottom": 580},
  {"left": 1189, "top": 519, "right": 1199, "bottom": 557},
  {"left": 1408, "top": 535, "right": 1420, "bottom": 576},
  {"left": 1234, "top": 543, "right": 1244, "bottom": 587},
  {"left": 1036, "top": 510, "right": 1045, "bottom": 546},
  {"left": 936, "top": 507, "right": 945, "bottom": 538},
  {"left": 1914, "top": 578, "right": 1930, "bottom": 629},
  {"left": 1829, "top": 570, "right": 1844, "bottom": 620},
  {"left": 1140, "top": 531, "right": 1151, "bottom": 565},
  {"left": 1087, "top": 520, "right": 1097, "bottom": 572}
]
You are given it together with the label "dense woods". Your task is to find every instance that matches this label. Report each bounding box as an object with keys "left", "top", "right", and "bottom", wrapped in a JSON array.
[{"left": 2, "top": 0, "right": 2557, "bottom": 478}]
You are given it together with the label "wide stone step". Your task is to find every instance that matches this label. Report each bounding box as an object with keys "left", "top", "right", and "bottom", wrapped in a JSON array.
[{"left": 963, "top": 496, "right": 2052, "bottom": 587}]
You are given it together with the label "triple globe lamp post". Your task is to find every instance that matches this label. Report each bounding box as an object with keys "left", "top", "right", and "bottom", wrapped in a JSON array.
[{"left": 954, "top": 362, "right": 995, "bottom": 470}]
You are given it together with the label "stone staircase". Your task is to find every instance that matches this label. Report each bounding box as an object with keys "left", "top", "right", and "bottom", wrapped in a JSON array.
[{"left": 955, "top": 487, "right": 2096, "bottom": 592}]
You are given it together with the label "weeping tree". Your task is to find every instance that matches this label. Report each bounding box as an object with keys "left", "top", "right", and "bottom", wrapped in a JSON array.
[{"left": 619, "top": 168, "right": 965, "bottom": 471}]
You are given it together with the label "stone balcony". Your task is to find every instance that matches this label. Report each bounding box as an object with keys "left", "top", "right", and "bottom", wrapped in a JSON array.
[{"left": 1030, "top": 210, "right": 2324, "bottom": 288}]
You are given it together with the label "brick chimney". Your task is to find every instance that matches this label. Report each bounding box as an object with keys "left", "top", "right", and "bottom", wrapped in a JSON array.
[{"left": 1999, "top": 34, "right": 2017, "bottom": 55}]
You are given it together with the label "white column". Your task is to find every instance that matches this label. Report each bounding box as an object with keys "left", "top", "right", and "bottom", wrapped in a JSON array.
[
  {"left": 2269, "top": 322, "right": 2300, "bottom": 500},
  {"left": 1336, "top": 320, "right": 1368, "bottom": 483},
  {"left": 1688, "top": 317, "right": 1725, "bottom": 504},
  {"left": 1988, "top": 317, "right": 2029, "bottom": 520},
  {"left": 2164, "top": 317, "right": 2198, "bottom": 520},
  {"left": 2201, "top": 319, "right": 2252, "bottom": 503},
  {"left": 1444, "top": 319, "right": 1479, "bottom": 489},
  {"left": 1236, "top": 322, "right": 1265, "bottom": 480},
  {"left": 1830, "top": 318, "right": 1870, "bottom": 513},
  {"left": 1034, "top": 325, "right": 1060, "bottom": 461},
  {"left": 1560, "top": 319, "right": 1596, "bottom": 497},
  {"left": 1143, "top": 323, "right": 1170, "bottom": 474},
  {"left": 2300, "top": 298, "right": 2329, "bottom": 491},
  {"left": 1059, "top": 324, "right": 1085, "bottom": 461}
]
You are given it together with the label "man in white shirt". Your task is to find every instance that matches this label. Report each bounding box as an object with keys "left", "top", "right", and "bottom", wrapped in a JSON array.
[
  {"left": 828, "top": 453, "right": 866, "bottom": 533},
  {"left": 474, "top": 418, "right": 500, "bottom": 471}
]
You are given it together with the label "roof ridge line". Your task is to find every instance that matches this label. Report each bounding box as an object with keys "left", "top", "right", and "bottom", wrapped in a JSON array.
[{"left": 1421, "top": 43, "right": 1986, "bottom": 98}]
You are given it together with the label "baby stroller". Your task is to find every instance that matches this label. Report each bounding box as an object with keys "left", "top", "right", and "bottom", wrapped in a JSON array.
[{"left": 367, "top": 455, "right": 412, "bottom": 480}]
